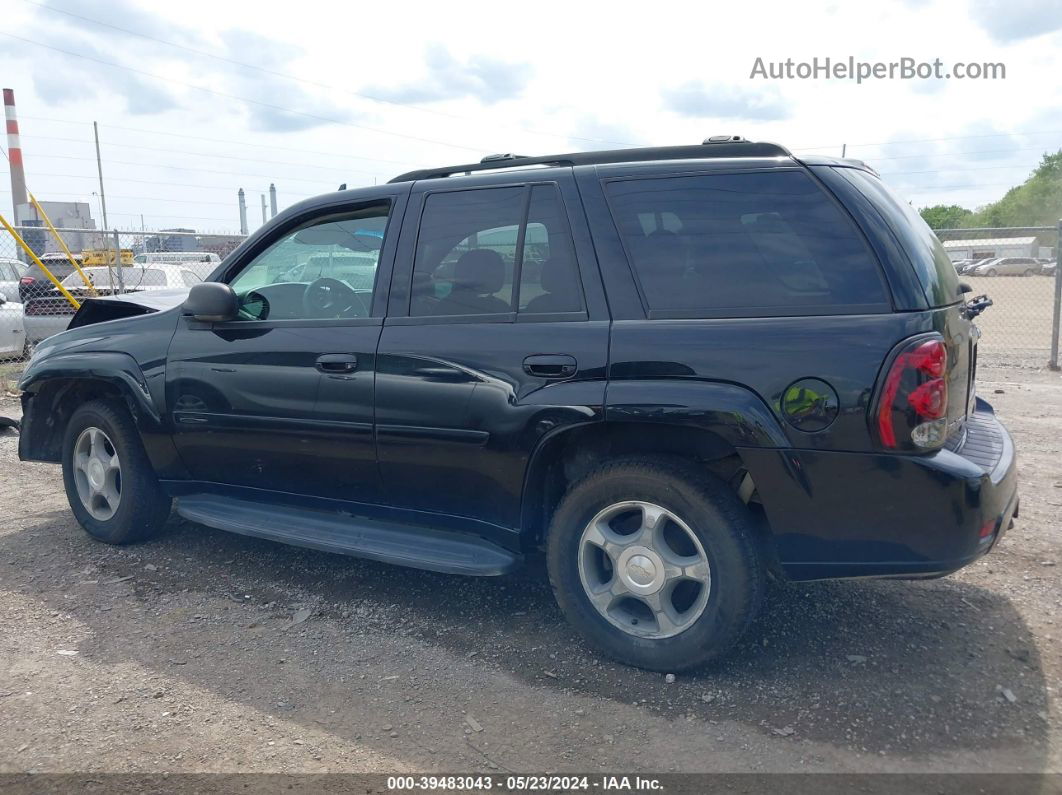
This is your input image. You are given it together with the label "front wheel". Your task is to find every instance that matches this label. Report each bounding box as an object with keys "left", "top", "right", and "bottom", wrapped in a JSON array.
[
  {"left": 62, "top": 400, "right": 171, "bottom": 544},
  {"left": 985, "top": 268, "right": 998, "bottom": 277},
  {"left": 546, "top": 457, "right": 765, "bottom": 671}
]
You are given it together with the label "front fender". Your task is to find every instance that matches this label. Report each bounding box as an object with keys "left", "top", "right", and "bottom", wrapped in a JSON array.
[
  {"left": 20, "top": 351, "right": 161, "bottom": 427},
  {"left": 605, "top": 379, "right": 789, "bottom": 448}
]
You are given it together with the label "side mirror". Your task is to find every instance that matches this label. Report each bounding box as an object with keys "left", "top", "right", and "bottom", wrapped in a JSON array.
[{"left": 183, "top": 282, "right": 237, "bottom": 322}]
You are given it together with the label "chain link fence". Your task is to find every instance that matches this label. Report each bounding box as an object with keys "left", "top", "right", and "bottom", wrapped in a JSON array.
[
  {"left": 935, "top": 226, "right": 1060, "bottom": 364},
  {"left": 0, "top": 226, "right": 246, "bottom": 385},
  {"left": 0, "top": 222, "right": 1058, "bottom": 375}
]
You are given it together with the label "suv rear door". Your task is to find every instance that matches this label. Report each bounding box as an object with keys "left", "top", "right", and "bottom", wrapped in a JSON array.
[{"left": 376, "top": 172, "right": 609, "bottom": 533}]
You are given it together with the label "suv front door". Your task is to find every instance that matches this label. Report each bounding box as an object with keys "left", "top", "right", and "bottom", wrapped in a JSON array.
[
  {"left": 166, "top": 190, "right": 406, "bottom": 503},
  {"left": 376, "top": 176, "right": 610, "bottom": 533}
]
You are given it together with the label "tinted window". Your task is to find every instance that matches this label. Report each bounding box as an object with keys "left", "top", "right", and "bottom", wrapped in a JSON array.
[
  {"left": 518, "top": 186, "right": 582, "bottom": 314},
  {"left": 412, "top": 187, "right": 523, "bottom": 316},
  {"left": 411, "top": 185, "right": 582, "bottom": 317},
  {"left": 228, "top": 202, "right": 389, "bottom": 320},
  {"left": 605, "top": 170, "right": 888, "bottom": 315},
  {"left": 834, "top": 167, "right": 960, "bottom": 307}
]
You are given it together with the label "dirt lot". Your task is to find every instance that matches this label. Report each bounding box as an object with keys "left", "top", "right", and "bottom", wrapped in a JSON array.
[{"left": 0, "top": 358, "right": 1059, "bottom": 777}]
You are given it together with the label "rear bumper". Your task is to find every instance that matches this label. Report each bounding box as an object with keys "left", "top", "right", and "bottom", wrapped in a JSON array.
[{"left": 742, "top": 401, "right": 1018, "bottom": 581}]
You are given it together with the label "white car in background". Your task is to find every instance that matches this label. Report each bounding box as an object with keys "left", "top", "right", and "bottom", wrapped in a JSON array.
[
  {"left": 23, "top": 264, "right": 211, "bottom": 344},
  {"left": 0, "top": 293, "right": 28, "bottom": 359},
  {"left": 0, "top": 257, "right": 28, "bottom": 303}
]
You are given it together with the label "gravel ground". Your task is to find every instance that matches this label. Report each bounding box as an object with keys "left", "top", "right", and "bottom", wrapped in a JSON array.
[{"left": 0, "top": 359, "right": 1059, "bottom": 775}]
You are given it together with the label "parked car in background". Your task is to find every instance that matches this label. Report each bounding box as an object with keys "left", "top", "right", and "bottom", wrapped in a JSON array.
[
  {"left": 1041, "top": 261, "right": 1057, "bottom": 277},
  {"left": 958, "top": 258, "right": 992, "bottom": 275},
  {"left": 951, "top": 259, "right": 973, "bottom": 272},
  {"left": 0, "top": 293, "right": 27, "bottom": 359},
  {"left": 971, "top": 257, "right": 1041, "bottom": 277},
  {"left": 18, "top": 253, "right": 84, "bottom": 304},
  {"left": 18, "top": 139, "right": 1019, "bottom": 671},
  {"left": 0, "top": 257, "right": 28, "bottom": 303},
  {"left": 133, "top": 252, "right": 221, "bottom": 267},
  {"left": 23, "top": 264, "right": 212, "bottom": 344}
]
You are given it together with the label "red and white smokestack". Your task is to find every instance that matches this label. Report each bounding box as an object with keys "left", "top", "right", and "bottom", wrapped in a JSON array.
[{"left": 4, "top": 89, "right": 28, "bottom": 223}]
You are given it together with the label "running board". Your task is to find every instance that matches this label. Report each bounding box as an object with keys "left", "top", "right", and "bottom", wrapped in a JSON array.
[{"left": 175, "top": 494, "right": 520, "bottom": 576}]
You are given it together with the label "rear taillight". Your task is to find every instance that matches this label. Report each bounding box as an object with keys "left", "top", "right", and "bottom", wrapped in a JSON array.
[{"left": 876, "top": 337, "right": 949, "bottom": 450}]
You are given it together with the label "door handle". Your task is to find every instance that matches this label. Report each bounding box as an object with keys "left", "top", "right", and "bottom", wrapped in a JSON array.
[
  {"left": 315, "top": 353, "right": 358, "bottom": 373},
  {"left": 523, "top": 354, "right": 577, "bottom": 379}
]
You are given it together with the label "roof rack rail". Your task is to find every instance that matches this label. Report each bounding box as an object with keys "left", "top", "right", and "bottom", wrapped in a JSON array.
[{"left": 388, "top": 140, "right": 791, "bottom": 183}]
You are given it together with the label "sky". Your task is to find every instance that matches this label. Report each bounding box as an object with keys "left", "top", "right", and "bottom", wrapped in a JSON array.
[{"left": 1, "top": 0, "right": 1061, "bottom": 234}]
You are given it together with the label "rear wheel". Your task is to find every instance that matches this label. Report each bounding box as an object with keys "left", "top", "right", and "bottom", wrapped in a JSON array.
[
  {"left": 986, "top": 268, "right": 998, "bottom": 276},
  {"left": 1024, "top": 268, "right": 1036, "bottom": 277},
  {"left": 546, "top": 457, "right": 764, "bottom": 671},
  {"left": 62, "top": 400, "right": 171, "bottom": 544}
]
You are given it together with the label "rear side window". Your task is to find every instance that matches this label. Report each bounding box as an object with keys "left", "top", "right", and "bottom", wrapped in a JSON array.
[
  {"left": 411, "top": 184, "right": 583, "bottom": 317},
  {"left": 605, "top": 170, "right": 889, "bottom": 316},
  {"left": 833, "top": 167, "right": 961, "bottom": 308}
]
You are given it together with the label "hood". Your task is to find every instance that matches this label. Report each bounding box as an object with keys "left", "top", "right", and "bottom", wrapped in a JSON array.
[{"left": 67, "top": 287, "right": 189, "bottom": 331}]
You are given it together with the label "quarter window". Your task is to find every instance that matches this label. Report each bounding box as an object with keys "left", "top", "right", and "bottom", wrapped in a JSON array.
[{"left": 605, "top": 171, "right": 888, "bottom": 315}]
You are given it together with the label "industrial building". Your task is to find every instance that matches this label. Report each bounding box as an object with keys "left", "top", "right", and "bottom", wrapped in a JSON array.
[
  {"left": 15, "top": 200, "right": 103, "bottom": 255},
  {"left": 941, "top": 236, "right": 1040, "bottom": 263}
]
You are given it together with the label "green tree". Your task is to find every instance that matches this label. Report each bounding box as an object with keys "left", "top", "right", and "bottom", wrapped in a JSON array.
[
  {"left": 919, "top": 204, "right": 972, "bottom": 229},
  {"left": 963, "top": 150, "right": 1062, "bottom": 227}
]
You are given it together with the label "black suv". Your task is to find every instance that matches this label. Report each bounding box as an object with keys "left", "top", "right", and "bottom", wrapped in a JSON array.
[{"left": 18, "top": 140, "right": 1018, "bottom": 671}]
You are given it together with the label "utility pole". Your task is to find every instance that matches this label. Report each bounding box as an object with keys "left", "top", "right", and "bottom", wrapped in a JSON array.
[
  {"left": 93, "top": 122, "right": 109, "bottom": 230},
  {"left": 1050, "top": 218, "right": 1062, "bottom": 371},
  {"left": 841, "top": 143, "right": 847, "bottom": 158},
  {"left": 261, "top": 194, "right": 267, "bottom": 225},
  {"left": 269, "top": 183, "right": 277, "bottom": 217}
]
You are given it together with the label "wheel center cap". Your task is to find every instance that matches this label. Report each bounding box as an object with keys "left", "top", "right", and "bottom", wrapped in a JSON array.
[
  {"left": 626, "top": 554, "right": 657, "bottom": 586},
  {"left": 87, "top": 459, "right": 106, "bottom": 489},
  {"left": 616, "top": 546, "right": 665, "bottom": 594}
]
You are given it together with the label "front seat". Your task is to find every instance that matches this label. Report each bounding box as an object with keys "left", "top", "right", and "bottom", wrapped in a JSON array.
[
  {"left": 523, "top": 257, "right": 581, "bottom": 313},
  {"left": 436, "top": 249, "right": 511, "bottom": 315}
]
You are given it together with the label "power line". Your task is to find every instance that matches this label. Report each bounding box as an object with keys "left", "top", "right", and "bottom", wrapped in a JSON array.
[
  {"left": 0, "top": 32, "right": 494, "bottom": 154},
  {"left": 17, "top": 152, "right": 346, "bottom": 186},
  {"left": 794, "top": 130, "right": 1062, "bottom": 152},
  {"left": 17, "top": 114, "right": 425, "bottom": 168},
  {"left": 881, "top": 163, "right": 1042, "bottom": 177},
  {"left": 20, "top": 0, "right": 638, "bottom": 149},
  {"left": 19, "top": 133, "right": 395, "bottom": 177},
  {"left": 0, "top": 168, "right": 318, "bottom": 199},
  {"left": 862, "top": 145, "right": 1060, "bottom": 163},
  {"left": 0, "top": 185, "right": 264, "bottom": 207}
]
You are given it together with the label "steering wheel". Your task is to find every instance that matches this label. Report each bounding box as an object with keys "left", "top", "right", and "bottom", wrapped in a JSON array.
[{"left": 302, "top": 277, "right": 367, "bottom": 318}]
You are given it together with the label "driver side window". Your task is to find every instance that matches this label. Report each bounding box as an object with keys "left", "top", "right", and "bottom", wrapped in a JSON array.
[{"left": 228, "top": 202, "right": 390, "bottom": 321}]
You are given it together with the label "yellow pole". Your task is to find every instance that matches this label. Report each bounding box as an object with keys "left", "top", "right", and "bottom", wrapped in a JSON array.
[
  {"left": 0, "top": 214, "right": 81, "bottom": 309},
  {"left": 28, "top": 193, "right": 97, "bottom": 296}
]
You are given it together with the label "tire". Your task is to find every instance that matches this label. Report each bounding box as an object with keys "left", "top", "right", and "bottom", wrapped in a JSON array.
[
  {"left": 546, "top": 456, "right": 765, "bottom": 671},
  {"left": 1024, "top": 269, "right": 1035, "bottom": 277},
  {"left": 61, "top": 399, "right": 171, "bottom": 544},
  {"left": 986, "top": 268, "right": 997, "bottom": 277}
]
